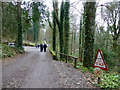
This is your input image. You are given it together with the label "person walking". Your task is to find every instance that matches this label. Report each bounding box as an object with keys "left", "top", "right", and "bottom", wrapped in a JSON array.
[
  {"left": 40, "top": 43, "right": 43, "bottom": 52},
  {"left": 35, "top": 44, "right": 38, "bottom": 48},
  {"left": 43, "top": 43, "right": 47, "bottom": 52}
]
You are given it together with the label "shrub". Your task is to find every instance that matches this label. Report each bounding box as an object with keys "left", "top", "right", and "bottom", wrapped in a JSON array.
[
  {"left": 1, "top": 44, "right": 25, "bottom": 58},
  {"left": 1, "top": 44, "right": 14, "bottom": 58},
  {"left": 15, "top": 47, "right": 25, "bottom": 54}
]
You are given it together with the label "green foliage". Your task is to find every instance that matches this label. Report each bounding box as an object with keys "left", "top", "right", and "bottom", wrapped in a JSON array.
[
  {"left": 32, "top": 2, "right": 47, "bottom": 42},
  {"left": 76, "top": 64, "right": 82, "bottom": 69},
  {"left": 97, "top": 74, "right": 120, "bottom": 88},
  {"left": 75, "top": 63, "right": 89, "bottom": 73},
  {"left": 1, "top": 44, "right": 15, "bottom": 58},
  {"left": 32, "top": 2, "right": 40, "bottom": 23},
  {"left": 81, "top": 66, "right": 89, "bottom": 73},
  {"left": 2, "top": 2, "right": 18, "bottom": 41},
  {"left": 1, "top": 44, "right": 25, "bottom": 58},
  {"left": 15, "top": 47, "right": 25, "bottom": 54},
  {"left": 89, "top": 67, "right": 94, "bottom": 73},
  {"left": 101, "top": 48, "right": 116, "bottom": 65}
]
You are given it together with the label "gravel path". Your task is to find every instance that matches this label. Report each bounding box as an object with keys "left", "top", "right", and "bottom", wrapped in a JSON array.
[
  {"left": 53, "top": 61, "right": 96, "bottom": 88},
  {"left": 2, "top": 46, "right": 95, "bottom": 88}
]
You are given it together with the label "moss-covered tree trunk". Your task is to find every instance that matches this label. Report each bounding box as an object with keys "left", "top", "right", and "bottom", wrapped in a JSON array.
[
  {"left": 59, "top": 1, "right": 64, "bottom": 54},
  {"left": 0, "top": 2, "right": 2, "bottom": 43},
  {"left": 64, "top": 1, "right": 70, "bottom": 54},
  {"left": 52, "top": 1, "right": 58, "bottom": 52},
  {"left": 83, "top": 2, "right": 96, "bottom": 68},
  {"left": 52, "top": 10, "right": 56, "bottom": 51},
  {"left": 79, "top": 16, "right": 83, "bottom": 60},
  {"left": 52, "top": 1, "right": 65, "bottom": 59},
  {"left": 16, "top": 2, "right": 23, "bottom": 49}
]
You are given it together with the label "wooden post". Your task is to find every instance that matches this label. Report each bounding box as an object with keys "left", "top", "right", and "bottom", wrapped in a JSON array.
[
  {"left": 98, "top": 77, "right": 101, "bottom": 84},
  {"left": 74, "top": 58, "right": 77, "bottom": 68},
  {"left": 66, "top": 56, "right": 67, "bottom": 63}
]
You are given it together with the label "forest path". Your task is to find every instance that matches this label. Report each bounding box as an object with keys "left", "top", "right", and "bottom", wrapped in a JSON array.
[{"left": 2, "top": 46, "right": 95, "bottom": 88}]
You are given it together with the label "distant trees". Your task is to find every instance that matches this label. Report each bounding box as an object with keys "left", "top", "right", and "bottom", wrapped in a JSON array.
[
  {"left": 32, "top": 2, "right": 40, "bottom": 43},
  {"left": 101, "top": 2, "right": 120, "bottom": 51},
  {"left": 2, "top": 2, "right": 47, "bottom": 45},
  {"left": 26, "top": 2, "right": 47, "bottom": 42}
]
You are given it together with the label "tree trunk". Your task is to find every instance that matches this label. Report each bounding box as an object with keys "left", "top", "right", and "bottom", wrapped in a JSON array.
[
  {"left": 79, "top": 16, "right": 82, "bottom": 61},
  {"left": 71, "top": 31, "right": 73, "bottom": 55},
  {"left": 16, "top": 2, "right": 23, "bottom": 49},
  {"left": 0, "top": 2, "right": 2, "bottom": 43},
  {"left": 113, "top": 36, "right": 118, "bottom": 51},
  {"left": 59, "top": 1, "right": 64, "bottom": 54},
  {"left": 83, "top": 2, "right": 96, "bottom": 68},
  {"left": 73, "top": 31, "right": 76, "bottom": 54},
  {"left": 52, "top": 10, "right": 56, "bottom": 51},
  {"left": 64, "top": 1, "right": 70, "bottom": 55}
]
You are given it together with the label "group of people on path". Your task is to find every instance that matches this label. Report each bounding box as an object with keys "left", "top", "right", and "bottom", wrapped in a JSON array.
[{"left": 35, "top": 42, "right": 47, "bottom": 52}]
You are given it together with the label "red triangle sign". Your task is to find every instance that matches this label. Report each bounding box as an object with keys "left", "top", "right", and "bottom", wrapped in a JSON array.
[{"left": 93, "top": 49, "right": 108, "bottom": 71}]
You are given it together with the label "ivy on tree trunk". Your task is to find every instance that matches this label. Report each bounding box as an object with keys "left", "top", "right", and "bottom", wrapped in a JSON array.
[
  {"left": 83, "top": 2, "right": 96, "bottom": 68},
  {"left": 16, "top": 2, "right": 23, "bottom": 49},
  {"left": 64, "top": 0, "right": 70, "bottom": 55}
]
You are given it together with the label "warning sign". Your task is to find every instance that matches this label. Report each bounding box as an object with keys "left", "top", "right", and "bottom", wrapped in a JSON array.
[{"left": 93, "top": 49, "right": 108, "bottom": 71}]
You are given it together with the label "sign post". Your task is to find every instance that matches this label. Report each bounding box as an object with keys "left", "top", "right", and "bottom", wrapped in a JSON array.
[{"left": 93, "top": 49, "right": 108, "bottom": 84}]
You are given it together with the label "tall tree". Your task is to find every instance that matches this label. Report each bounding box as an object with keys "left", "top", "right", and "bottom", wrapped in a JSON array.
[
  {"left": 16, "top": 2, "right": 23, "bottom": 49},
  {"left": 32, "top": 2, "right": 40, "bottom": 43},
  {"left": 51, "top": 0, "right": 65, "bottom": 59},
  {"left": 83, "top": 1, "right": 96, "bottom": 68},
  {"left": 52, "top": 1, "right": 58, "bottom": 51},
  {"left": 59, "top": 1, "right": 65, "bottom": 54},
  {"left": 64, "top": 0, "right": 70, "bottom": 54},
  {"left": 79, "top": 16, "right": 83, "bottom": 61}
]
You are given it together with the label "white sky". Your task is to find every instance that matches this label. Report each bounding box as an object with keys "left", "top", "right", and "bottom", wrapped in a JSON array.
[
  {"left": 42, "top": 0, "right": 116, "bottom": 28},
  {"left": 20, "top": 0, "right": 118, "bottom": 30}
]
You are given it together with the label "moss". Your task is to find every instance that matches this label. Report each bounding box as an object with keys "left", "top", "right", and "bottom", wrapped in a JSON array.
[{"left": 49, "top": 47, "right": 56, "bottom": 56}]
